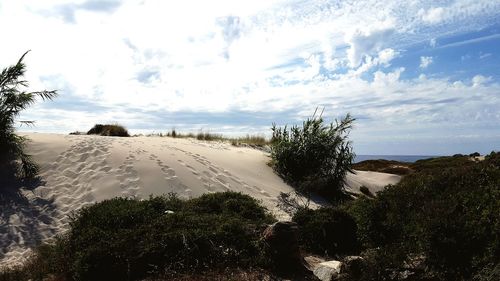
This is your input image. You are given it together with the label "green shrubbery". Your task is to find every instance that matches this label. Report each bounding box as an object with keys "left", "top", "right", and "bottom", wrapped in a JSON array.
[
  {"left": 292, "top": 207, "right": 359, "bottom": 257},
  {"left": 2, "top": 192, "right": 275, "bottom": 281},
  {"left": 345, "top": 151, "right": 500, "bottom": 280},
  {"left": 196, "top": 131, "right": 223, "bottom": 141},
  {"left": 0, "top": 52, "right": 57, "bottom": 179},
  {"left": 87, "top": 124, "right": 130, "bottom": 137},
  {"left": 270, "top": 112, "right": 355, "bottom": 199}
]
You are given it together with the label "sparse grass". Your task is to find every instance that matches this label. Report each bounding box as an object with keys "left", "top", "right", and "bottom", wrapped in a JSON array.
[
  {"left": 146, "top": 130, "right": 269, "bottom": 148},
  {"left": 230, "top": 135, "right": 268, "bottom": 147},
  {"left": 196, "top": 131, "right": 224, "bottom": 141},
  {"left": 87, "top": 124, "right": 130, "bottom": 137}
]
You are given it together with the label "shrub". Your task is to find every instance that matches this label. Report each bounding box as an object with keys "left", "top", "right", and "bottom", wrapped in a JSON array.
[
  {"left": 0, "top": 51, "right": 57, "bottom": 179},
  {"left": 17, "top": 192, "right": 275, "bottom": 281},
  {"left": 345, "top": 152, "right": 500, "bottom": 280},
  {"left": 359, "top": 186, "right": 373, "bottom": 197},
  {"left": 292, "top": 207, "right": 359, "bottom": 257},
  {"left": 270, "top": 112, "right": 355, "bottom": 199},
  {"left": 87, "top": 124, "right": 130, "bottom": 137}
]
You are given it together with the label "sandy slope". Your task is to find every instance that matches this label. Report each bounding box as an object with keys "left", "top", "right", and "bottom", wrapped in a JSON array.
[{"left": 0, "top": 133, "right": 400, "bottom": 267}]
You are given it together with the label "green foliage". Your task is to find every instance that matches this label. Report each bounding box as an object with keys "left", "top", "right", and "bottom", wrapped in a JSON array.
[
  {"left": 196, "top": 130, "right": 223, "bottom": 141},
  {"left": 353, "top": 159, "right": 413, "bottom": 175},
  {"left": 292, "top": 207, "right": 359, "bottom": 257},
  {"left": 0, "top": 51, "right": 57, "bottom": 179},
  {"left": 10, "top": 192, "right": 275, "bottom": 281},
  {"left": 230, "top": 135, "right": 268, "bottom": 147},
  {"left": 270, "top": 112, "right": 355, "bottom": 199},
  {"left": 410, "top": 155, "right": 475, "bottom": 172},
  {"left": 87, "top": 124, "right": 130, "bottom": 137},
  {"left": 345, "top": 152, "right": 500, "bottom": 280}
]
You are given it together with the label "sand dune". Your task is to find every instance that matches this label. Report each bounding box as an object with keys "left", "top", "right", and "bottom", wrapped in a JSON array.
[{"left": 0, "top": 133, "right": 400, "bottom": 267}]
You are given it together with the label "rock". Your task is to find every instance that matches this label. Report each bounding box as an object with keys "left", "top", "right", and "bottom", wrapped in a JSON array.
[
  {"left": 304, "top": 255, "right": 326, "bottom": 271},
  {"left": 313, "top": 260, "right": 342, "bottom": 281},
  {"left": 262, "top": 221, "right": 302, "bottom": 271}
]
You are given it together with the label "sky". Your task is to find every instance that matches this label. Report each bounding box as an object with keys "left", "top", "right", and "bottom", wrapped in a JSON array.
[{"left": 1, "top": 0, "right": 499, "bottom": 155}]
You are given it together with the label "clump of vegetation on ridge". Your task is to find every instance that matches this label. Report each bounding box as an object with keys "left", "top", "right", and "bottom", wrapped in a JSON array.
[
  {"left": 87, "top": 124, "right": 130, "bottom": 137},
  {"left": 270, "top": 110, "right": 355, "bottom": 201},
  {"left": 0, "top": 51, "right": 57, "bottom": 180}
]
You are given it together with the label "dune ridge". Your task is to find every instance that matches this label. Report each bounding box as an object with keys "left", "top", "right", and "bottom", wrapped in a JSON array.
[{"left": 0, "top": 133, "right": 400, "bottom": 268}]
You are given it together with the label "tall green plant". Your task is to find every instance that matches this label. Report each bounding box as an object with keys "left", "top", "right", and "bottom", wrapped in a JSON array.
[
  {"left": 270, "top": 110, "right": 355, "bottom": 198},
  {"left": 0, "top": 51, "right": 57, "bottom": 179}
]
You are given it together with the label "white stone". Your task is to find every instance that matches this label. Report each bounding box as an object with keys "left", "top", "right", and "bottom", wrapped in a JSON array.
[{"left": 313, "top": 260, "right": 342, "bottom": 281}]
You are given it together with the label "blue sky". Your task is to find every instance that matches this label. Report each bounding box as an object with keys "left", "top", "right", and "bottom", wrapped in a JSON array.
[{"left": 1, "top": 0, "right": 499, "bottom": 155}]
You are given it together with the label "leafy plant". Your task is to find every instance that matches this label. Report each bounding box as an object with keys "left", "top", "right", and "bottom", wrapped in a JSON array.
[
  {"left": 270, "top": 110, "right": 355, "bottom": 199},
  {"left": 0, "top": 51, "right": 57, "bottom": 179}
]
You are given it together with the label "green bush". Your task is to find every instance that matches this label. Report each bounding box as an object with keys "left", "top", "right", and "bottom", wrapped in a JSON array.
[
  {"left": 345, "top": 152, "right": 500, "bottom": 280},
  {"left": 292, "top": 207, "right": 359, "bottom": 257},
  {"left": 270, "top": 112, "right": 355, "bottom": 199},
  {"left": 0, "top": 51, "right": 57, "bottom": 179},
  {"left": 87, "top": 124, "right": 130, "bottom": 137},
  {"left": 13, "top": 192, "right": 275, "bottom": 281}
]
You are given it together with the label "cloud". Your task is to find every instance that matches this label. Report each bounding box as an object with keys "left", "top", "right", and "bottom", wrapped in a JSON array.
[
  {"left": 377, "top": 48, "right": 398, "bottom": 66},
  {"left": 345, "top": 22, "right": 396, "bottom": 68},
  {"left": 429, "top": 38, "right": 437, "bottom": 47},
  {"left": 435, "top": 33, "right": 500, "bottom": 49},
  {"left": 420, "top": 56, "right": 433, "bottom": 69},
  {"left": 217, "top": 15, "right": 244, "bottom": 59},
  {"left": 1, "top": 0, "right": 499, "bottom": 154},
  {"left": 419, "top": 7, "right": 444, "bottom": 24},
  {"left": 46, "top": 0, "right": 123, "bottom": 23},
  {"left": 479, "top": 52, "right": 492, "bottom": 59},
  {"left": 472, "top": 75, "right": 492, "bottom": 87}
]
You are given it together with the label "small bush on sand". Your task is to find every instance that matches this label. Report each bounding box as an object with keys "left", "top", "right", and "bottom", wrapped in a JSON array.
[
  {"left": 292, "top": 207, "right": 359, "bottom": 257},
  {"left": 11, "top": 192, "right": 275, "bottom": 281},
  {"left": 270, "top": 111, "right": 355, "bottom": 200},
  {"left": 87, "top": 124, "right": 130, "bottom": 137},
  {"left": 359, "top": 186, "right": 373, "bottom": 197},
  {"left": 0, "top": 51, "right": 57, "bottom": 179}
]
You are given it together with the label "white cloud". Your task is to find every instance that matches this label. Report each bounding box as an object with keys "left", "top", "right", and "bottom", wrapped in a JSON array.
[
  {"left": 345, "top": 21, "right": 396, "bottom": 68},
  {"left": 472, "top": 75, "right": 492, "bottom": 87},
  {"left": 377, "top": 48, "right": 398, "bottom": 66},
  {"left": 420, "top": 56, "right": 433, "bottom": 69},
  {"left": 479, "top": 52, "right": 492, "bottom": 59},
  {"left": 1, "top": 0, "right": 499, "bottom": 154},
  {"left": 429, "top": 38, "right": 437, "bottom": 47},
  {"left": 420, "top": 7, "right": 445, "bottom": 24}
]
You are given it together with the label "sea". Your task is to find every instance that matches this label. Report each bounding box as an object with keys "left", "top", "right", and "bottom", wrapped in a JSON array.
[{"left": 354, "top": 155, "right": 439, "bottom": 163}]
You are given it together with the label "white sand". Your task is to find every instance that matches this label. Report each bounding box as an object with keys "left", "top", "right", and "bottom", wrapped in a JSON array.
[{"left": 0, "top": 133, "right": 400, "bottom": 267}]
